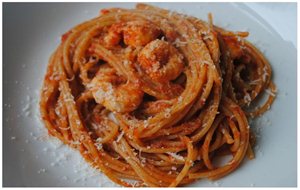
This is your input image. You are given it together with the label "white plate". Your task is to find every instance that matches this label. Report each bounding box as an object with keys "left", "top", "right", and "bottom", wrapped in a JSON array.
[{"left": 3, "top": 2, "right": 297, "bottom": 187}]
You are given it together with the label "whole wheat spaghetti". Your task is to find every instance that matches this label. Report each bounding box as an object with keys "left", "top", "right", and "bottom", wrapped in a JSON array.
[{"left": 40, "top": 4, "right": 276, "bottom": 187}]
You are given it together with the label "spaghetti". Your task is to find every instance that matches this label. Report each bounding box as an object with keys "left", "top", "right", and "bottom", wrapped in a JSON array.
[{"left": 40, "top": 4, "right": 276, "bottom": 187}]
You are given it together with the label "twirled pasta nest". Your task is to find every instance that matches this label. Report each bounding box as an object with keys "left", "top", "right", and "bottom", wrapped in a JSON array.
[{"left": 40, "top": 4, "right": 276, "bottom": 187}]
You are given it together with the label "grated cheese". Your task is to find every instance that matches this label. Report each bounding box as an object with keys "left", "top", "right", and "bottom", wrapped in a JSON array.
[
  {"left": 244, "top": 93, "right": 251, "bottom": 105},
  {"left": 249, "top": 79, "right": 261, "bottom": 85},
  {"left": 178, "top": 96, "right": 183, "bottom": 103},
  {"left": 173, "top": 38, "right": 188, "bottom": 47},
  {"left": 164, "top": 108, "right": 171, "bottom": 118},
  {"left": 265, "top": 89, "right": 276, "bottom": 97},
  {"left": 116, "top": 131, "right": 124, "bottom": 142},
  {"left": 167, "top": 152, "right": 185, "bottom": 161}
]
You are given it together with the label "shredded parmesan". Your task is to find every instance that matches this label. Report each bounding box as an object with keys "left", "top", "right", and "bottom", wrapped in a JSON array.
[
  {"left": 265, "top": 89, "right": 276, "bottom": 97},
  {"left": 167, "top": 152, "right": 185, "bottom": 161},
  {"left": 178, "top": 96, "right": 183, "bottom": 103},
  {"left": 164, "top": 108, "right": 171, "bottom": 118},
  {"left": 262, "top": 66, "right": 269, "bottom": 82},
  {"left": 244, "top": 93, "right": 251, "bottom": 105},
  {"left": 94, "top": 142, "right": 103, "bottom": 150},
  {"left": 173, "top": 38, "right": 188, "bottom": 47},
  {"left": 71, "top": 141, "right": 81, "bottom": 145},
  {"left": 116, "top": 131, "right": 124, "bottom": 142},
  {"left": 249, "top": 79, "right": 261, "bottom": 85}
]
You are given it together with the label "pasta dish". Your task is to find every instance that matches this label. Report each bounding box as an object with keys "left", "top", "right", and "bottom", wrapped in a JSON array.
[{"left": 40, "top": 4, "right": 276, "bottom": 187}]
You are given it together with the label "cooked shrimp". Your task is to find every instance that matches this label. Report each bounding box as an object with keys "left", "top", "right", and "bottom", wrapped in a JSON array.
[
  {"left": 104, "top": 21, "right": 161, "bottom": 48},
  {"left": 103, "top": 23, "right": 124, "bottom": 48},
  {"left": 137, "top": 39, "right": 184, "bottom": 83},
  {"left": 89, "top": 64, "right": 144, "bottom": 113}
]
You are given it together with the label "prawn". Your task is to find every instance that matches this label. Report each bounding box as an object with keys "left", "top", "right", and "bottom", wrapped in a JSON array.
[
  {"left": 104, "top": 20, "right": 162, "bottom": 48},
  {"left": 137, "top": 39, "right": 184, "bottom": 83},
  {"left": 89, "top": 64, "right": 144, "bottom": 113}
]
